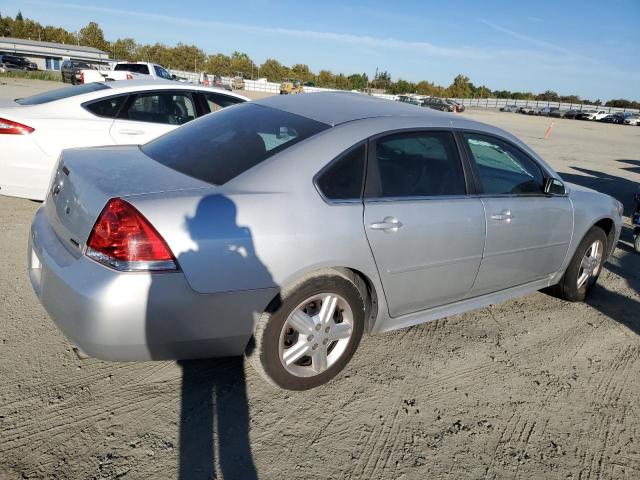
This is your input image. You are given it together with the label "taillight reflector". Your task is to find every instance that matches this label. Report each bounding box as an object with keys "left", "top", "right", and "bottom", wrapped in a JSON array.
[
  {"left": 86, "top": 198, "right": 177, "bottom": 271},
  {"left": 0, "top": 117, "right": 34, "bottom": 135}
]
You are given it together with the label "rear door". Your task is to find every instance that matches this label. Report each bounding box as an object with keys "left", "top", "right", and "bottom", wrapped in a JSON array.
[
  {"left": 462, "top": 132, "right": 573, "bottom": 296},
  {"left": 109, "top": 90, "right": 197, "bottom": 144},
  {"left": 363, "top": 130, "right": 486, "bottom": 317}
]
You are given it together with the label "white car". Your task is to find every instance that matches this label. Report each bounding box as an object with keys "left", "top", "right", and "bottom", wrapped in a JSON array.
[
  {"left": 576, "top": 109, "right": 608, "bottom": 121},
  {"left": 0, "top": 80, "right": 248, "bottom": 200},
  {"left": 623, "top": 114, "right": 640, "bottom": 126},
  {"left": 79, "top": 62, "right": 173, "bottom": 84}
]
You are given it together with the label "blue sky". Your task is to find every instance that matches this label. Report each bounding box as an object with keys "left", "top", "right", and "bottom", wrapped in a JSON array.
[{"left": 2, "top": 0, "right": 639, "bottom": 99}]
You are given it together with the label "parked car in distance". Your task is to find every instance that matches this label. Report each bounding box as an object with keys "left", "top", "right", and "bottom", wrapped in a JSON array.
[
  {"left": 447, "top": 99, "right": 465, "bottom": 112},
  {"left": 623, "top": 114, "right": 640, "bottom": 126},
  {"left": 79, "top": 62, "right": 173, "bottom": 84},
  {"left": 600, "top": 112, "right": 631, "bottom": 124},
  {"left": 422, "top": 97, "right": 455, "bottom": 112},
  {"left": 519, "top": 106, "right": 537, "bottom": 115},
  {"left": 563, "top": 109, "right": 581, "bottom": 119},
  {"left": 549, "top": 109, "right": 568, "bottom": 118},
  {"left": 61, "top": 60, "right": 94, "bottom": 85},
  {"left": 0, "top": 80, "right": 248, "bottom": 201},
  {"left": 0, "top": 53, "right": 37, "bottom": 71},
  {"left": 539, "top": 107, "right": 560, "bottom": 116},
  {"left": 213, "top": 75, "right": 232, "bottom": 91},
  {"left": 500, "top": 105, "right": 520, "bottom": 112},
  {"left": 576, "top": 109, "right": 608, "bottom": 121},
  {"left": 280, "top": 79, "right": 303, "bottom": 95},
  {"left": 28, "top": 92, "right": 623, "bottom": 390},
  {"left": 397, "top": 95, "right": 422, "bottom": 106}
]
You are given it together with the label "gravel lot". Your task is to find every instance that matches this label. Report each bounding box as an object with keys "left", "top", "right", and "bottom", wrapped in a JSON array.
[{"left": 1, "top": 79, "right": 639, "bottom": 480}]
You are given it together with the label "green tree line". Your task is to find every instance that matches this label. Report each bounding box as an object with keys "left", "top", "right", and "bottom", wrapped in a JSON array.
[{"left": 1, "top": 12, "right": 636, "bottom": 106}]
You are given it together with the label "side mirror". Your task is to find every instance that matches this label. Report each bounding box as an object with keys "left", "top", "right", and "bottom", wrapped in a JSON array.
[{"left": 544, "top": 177, "right": 566, "bottom": 196}]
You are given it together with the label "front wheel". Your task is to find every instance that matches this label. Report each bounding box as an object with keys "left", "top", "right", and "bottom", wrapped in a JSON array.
[
  {"left": 550, "top": 226, "right": 607, "bottom": 302},
  {"left": 247, "top": 270, "right": 365, "bottom": 390}
]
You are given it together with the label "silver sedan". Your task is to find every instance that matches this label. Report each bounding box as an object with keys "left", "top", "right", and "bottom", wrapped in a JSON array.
[{"left": 28, "top": 92, "right": 623, "bottom": 390}]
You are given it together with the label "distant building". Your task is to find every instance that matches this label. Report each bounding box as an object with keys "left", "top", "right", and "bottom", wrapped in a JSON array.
[{"left": 0, "top": 36, "right": 109, "bottom": 71}]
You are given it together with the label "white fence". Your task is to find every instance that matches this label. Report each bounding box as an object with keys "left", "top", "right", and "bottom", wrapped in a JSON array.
[
  {"left": 450, "top": 97, "right": 639, "bottom": 115},
  {"left": 167, "top": 69, "right": 638, "bottom": 114}
]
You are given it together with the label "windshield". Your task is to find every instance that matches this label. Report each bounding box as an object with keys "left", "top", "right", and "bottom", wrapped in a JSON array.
[
  {"left": 16, "top": 83, "right": 110, "bottom": 105},
  {"left": 142, "top": 103, "right": 329, "bottom": 185}
]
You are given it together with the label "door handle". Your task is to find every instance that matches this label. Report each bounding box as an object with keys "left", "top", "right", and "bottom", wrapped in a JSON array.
[
  {"left": 490, "top": 210, "right": 514, "bottom": 222},
  {"left": 369, "top": 216, "right": 403, "bottom": 232},
  {"left": 118, "top": 129, "right": 145, "bottom": 135}
]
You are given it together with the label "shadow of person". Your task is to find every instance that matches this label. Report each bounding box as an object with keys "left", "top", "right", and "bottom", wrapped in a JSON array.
[{"left": 145, "top": 194, "right": 275, "bottom": 479}]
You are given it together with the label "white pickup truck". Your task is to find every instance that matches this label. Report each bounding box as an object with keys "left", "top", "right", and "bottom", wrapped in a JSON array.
[{"left": 79, "top": 62, "right": 174, "bottom": 84}]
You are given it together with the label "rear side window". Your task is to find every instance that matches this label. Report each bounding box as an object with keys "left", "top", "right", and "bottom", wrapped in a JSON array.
[
  {"left": 16, "top": 83, "right": 110, "bottom": 105},
  {"left": 121, "top": 92, "right": 196, "bottom": 125},
  {"left": 316, "top": 144, "right": 366, "bottom": 201},
  {"left": 142, "top": 103, "right": 329, "bottom": 185},
  {"left": 464, "top": 133, "right": 544, "bottom": 195},
  {"left": 203, "top": 92, "right": 244, "bottom": 112},
  {"left": 114, "top": 63, "right": 150, "bottom": 75},
  {"left": 84, "top": 95, "right": 127, "bottom": 118},
  {"left": 366, "top": 131, "right": 466, "bottom": 198}
]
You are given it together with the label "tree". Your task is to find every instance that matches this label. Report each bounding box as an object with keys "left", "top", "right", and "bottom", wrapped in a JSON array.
[
  {"left": 446, "top": 74, "right": 473, "bottom": 98},
  {"left": 317, "top": 70, "right": 335, "bottom": 88},
  {"left": 15, "top": 11, "right": 23, "bottom": 22},
  {"left": 111, "top": 38, "right": 136, "bottom": 60},
  {"left": 291, "top": 64, "right": 314, "bottom": 83},
  {"left": 206, "top": 54, "right": 231, "bottom": 75},
  {"left": 79, "top": 21, "right": 109, "bottom": 51},
  {"left": 230, "top": 51, "right": 256, "bottom": 78},
  {"left": 259, "top": 58, "right": 287, "bottom": 82},
  {"left": 347, "top": 73, "right": 368, "bottom": 90}
]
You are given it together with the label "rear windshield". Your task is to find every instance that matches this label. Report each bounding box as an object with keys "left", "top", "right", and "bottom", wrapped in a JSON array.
[
  {"left": 142, "top": 103, "right": 329, "bottom": 185},
  {"left": 16, "top": 83, "right": 110, "bottom": 105},
  {"left": 114, "top": 63, "right": 150, "bottom": 75}
]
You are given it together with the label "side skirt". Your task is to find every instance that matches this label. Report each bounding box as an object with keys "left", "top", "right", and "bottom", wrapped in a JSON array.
[{"left": 371, "top": 277, "right": 553, "bottom": 334}]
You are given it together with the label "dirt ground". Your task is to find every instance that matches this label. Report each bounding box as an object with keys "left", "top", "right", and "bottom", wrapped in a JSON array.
[{"left": 1, "top": 79, "right": 639, "bottom": 480}]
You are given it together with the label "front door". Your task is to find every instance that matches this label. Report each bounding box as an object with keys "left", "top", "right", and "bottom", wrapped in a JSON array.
[
  {"left": 363, "top": 131, "right": 486, "bottom": 318},
  {"left": 110, "top": 90, "right": 197, "bottom": 144},
  {"left": 462, "top": 132, "right": 573, "bottom": 296}
]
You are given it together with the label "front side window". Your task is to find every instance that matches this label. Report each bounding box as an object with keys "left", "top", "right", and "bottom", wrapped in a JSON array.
[
  {"left": 366, "top": 131, "right": 466, "bottom": 198},
  {"left": 121, "top": 92, "right": 196, "bottom": 125},
  {"left": 316, "top": 144, "right": 365, "bottom": 201},
  {"left": 464, "top": 133, "right": 544, "bottom": 195},
  {"left": 154, "top": 65, "right": 172, "bottom": 80},
  {"left": 85, "top": 95, "right": 127, "bottom": 118},
  {"left": 203, "top": 92, "right": 244, "bottom": 112},
  {"left": 142, "top": 103, "right": 329, "bottom": 185}
]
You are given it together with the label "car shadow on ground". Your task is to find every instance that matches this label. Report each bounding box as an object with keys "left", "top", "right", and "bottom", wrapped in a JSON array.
[
  {"left": 145, "top": 194, "right": 275, "bottom": 479},
  {"left": 558, "top": 166, "right": 640, "bottom": 335}
]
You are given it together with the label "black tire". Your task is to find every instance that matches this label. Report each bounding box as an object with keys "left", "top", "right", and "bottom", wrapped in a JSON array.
[
  {"left": 634, "top": 231, "right": 640, "bottom": 254},
  {"left": 71, "top": 77, "right": 77, "bottom": 86},
  {"left": 246, "top": 269, "right": 365, "bottom": 390},
  {"left": 550, "top": 226, "right": 607, "bottom": 302}
]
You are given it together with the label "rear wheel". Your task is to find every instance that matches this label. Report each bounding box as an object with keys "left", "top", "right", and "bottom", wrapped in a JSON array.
[
  {"left": 634, "top": 229, "right": 640, "bottom": 253},
  {"left": 550, "top": 226, "right": 607, "bottom": 302},
  {"left": 247, "top": 270, "right": 365, "bottom": 390}
]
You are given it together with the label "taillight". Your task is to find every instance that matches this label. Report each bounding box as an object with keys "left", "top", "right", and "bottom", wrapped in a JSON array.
[
  {"left": 0, "top": 117, "right": 34, "bottom": 135},
  {"left": 79, "top": 71, "right": 84, "bottom": 84},
  {"left": 86, "top": 198, "right": 178, "bottom": 272},
  {"left": 126, "top": 73, "right": 133, "bottom": 80}
]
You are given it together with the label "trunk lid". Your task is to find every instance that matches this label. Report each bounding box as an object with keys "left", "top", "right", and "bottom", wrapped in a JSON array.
[{"left": 44, "top": 145, "right": 212, "bottom": 253}]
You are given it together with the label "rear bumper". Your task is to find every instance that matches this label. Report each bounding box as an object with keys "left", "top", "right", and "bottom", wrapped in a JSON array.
[
  {"left": 28, "top": 207, "right": 278, "bottom": 361},
  {"left": 0, "top": 135, "right": 54, "bottom": 201}
]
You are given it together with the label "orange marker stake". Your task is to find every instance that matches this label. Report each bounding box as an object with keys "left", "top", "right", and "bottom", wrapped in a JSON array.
[{"left": 543, "top": 121, "right": 555, "bottom": 140}]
